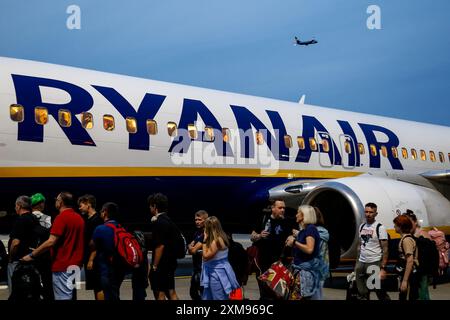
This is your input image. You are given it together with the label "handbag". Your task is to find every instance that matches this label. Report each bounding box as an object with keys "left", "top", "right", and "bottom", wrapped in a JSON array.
[
  {"left": 229, "top": 287, "right": 244, "bottom": 300},
  {"left": 258, "top": 260, "right": 293, "bottom": 300},
  {"left": 288, "top": 266, "right": 302, "bottom": 300}
]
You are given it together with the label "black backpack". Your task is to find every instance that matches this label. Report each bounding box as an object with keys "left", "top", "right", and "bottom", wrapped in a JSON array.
[
  {"left": 159, "top": 215, "right": 187, "bottom": 259},
  {"left": 400, "top": 235, "right": 440, "bottom": 277},
  {"left": 415, "top": 236, "right": 440, "bottom": 277},
  {"left": 31, "top": 215, "right": 50, "bottom": 249},
  {"left": 174, "top": 228, "right": 187, "bottom": 259},
  {"left": 228, "top": 239, "right": 249, "bottom": 286},
  {"left": 133, "top": 230, "right": 147, "bottom": 252},
  {"left": 9, "top": 262, "right": 42, "bottom": 301}
]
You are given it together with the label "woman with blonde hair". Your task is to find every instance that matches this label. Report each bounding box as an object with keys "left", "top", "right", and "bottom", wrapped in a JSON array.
[
  {"left": 286, "top": 205, "right": 322, "bottom": 299},
  {"left": 200, "top": 216, "right": 240, "bottom": 300}
]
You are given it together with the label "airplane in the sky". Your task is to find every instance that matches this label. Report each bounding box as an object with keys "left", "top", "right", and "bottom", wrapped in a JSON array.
[
  {"left": 0, "top": 57, "right": 449, "bottom": 265},
  {"left": 294, "top": 36, "right": 318, "bottom": 46}
]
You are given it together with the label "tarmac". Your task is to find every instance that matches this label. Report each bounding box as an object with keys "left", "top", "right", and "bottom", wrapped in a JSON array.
[
  {"left": 1, "top": 273, "right": 450, "bottom": 300},
  {"left": 1, "top": 259, "right": 450, "bottom": 300}
]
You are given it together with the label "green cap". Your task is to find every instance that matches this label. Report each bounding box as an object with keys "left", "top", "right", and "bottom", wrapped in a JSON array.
[{"left": 31, "top": 193, "right": 46, "bottom": 206}]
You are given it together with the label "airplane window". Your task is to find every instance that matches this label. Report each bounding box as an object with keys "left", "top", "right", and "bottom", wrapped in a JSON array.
[
  {"left": 321, "top": 139, "right": 330, "bottom": 152},
  {"left": 309, "top": 138, "right": 317, "bottom": 151},
  {"left": 35, "top": 107, "right": 48, "bottom": 125},
  {"left": 81, "top": 112, "right": 93, "bottom": 129},
  {"left": 146, "top": 120, "right": 158, "bottom": 135},
  {"left": 411, "top": 148, "right": 417, "bottom": 160},
  {"left": 167, "top": 122, "right": 177, "bottom": 137},
  {"left": 358, "top": 143, "right": 365, "bottom": 155},
  {"left": 204, "top": 126, "right": 214, "bottom": 142},
  {"left": 297, "top": 137, "right": 305, "bottom": 150},
  {"left": 284, "top": 135, "right": 293, "bottom": 148},
  {"left": 430, "top": 151, "right": 436, "bottom": 162},
  {"left": 188, "top": 124, "right": 198, "bottom": 140},
  {"left": 439, "top": 152, "right": 445, "bottom": 163},
  {"left": 126, "top": 117, "right": 137, "bottom": 134},
  {"left": 420, "top": 150, "right": 426, "bottom": 161},
  {"left": 391, "top": 147, "right": 398, "bottom": 158},
  {"left": 58, "top": 110, "right": 72, "bottom": 127},
  {"left": 370, "top": 144, "right": 377, "bottom": 157},
  {"left": 103, "top": 115, "right": 115, "bottom": 131},
  {"left": 10, "top": 104, "right": 24, "bottom": 122},
  {"left": 222, "top": 128, "right": 230, "bottom": 143},
  {"left": 256, "top": 131, "right": 264, "bottom": 145},
  {"left": 381, "top": 145, "right": 387, "bottom": 158},
  {"left": 401, "top": 147, "right": 408, "bottom": 159},
  {"left": 344, "top": 140, "right": 352, "bottom": 154}
]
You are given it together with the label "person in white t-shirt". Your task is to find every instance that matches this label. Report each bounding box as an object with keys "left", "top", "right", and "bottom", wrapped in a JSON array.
[{"left": 354, "top": 202, "right": 390, "bottom": 300}]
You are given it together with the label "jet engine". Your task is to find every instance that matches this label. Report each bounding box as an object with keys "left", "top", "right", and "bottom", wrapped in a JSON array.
[{"left": 269, "top": 174, "right": 450, "bottom": 266}]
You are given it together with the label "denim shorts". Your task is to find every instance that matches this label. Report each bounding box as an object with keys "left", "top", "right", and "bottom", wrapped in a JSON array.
[{"left": 53, "top": 271, "right": 76, "bottom": 300}]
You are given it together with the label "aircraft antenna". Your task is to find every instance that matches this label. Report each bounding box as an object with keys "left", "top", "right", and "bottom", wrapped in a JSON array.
[{"left": 298, "top": 94, "right": 306, "bottom": 104}]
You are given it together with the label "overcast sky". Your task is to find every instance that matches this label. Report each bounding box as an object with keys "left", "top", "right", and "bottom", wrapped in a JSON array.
[{"left": 1, "top": 0, "right": 449, "bottom": 126}]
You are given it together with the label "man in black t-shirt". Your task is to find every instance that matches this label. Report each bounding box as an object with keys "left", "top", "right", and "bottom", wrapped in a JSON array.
[
  {"left": 148, "top": 193, "right": 179, "bottom": 300},
  {"left": 78, "top": 194, "right": 103, "bottom": 300},
  {"left": 7, "top": 196, "right": 35, "bottom": 294},
  {"left": 250, "top": 199, "right": 294, "bottom": 299},
  {"left": 187, "top": 210, "right": 208, "bottom": 300}
]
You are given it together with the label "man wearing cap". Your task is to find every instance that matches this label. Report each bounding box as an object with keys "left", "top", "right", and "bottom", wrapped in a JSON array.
[
  {"left": 31, "top": 193, "right": 51, "bottom": 228},
  {"left": 30, "top": 192, "right": 54, "bottom": 300}
]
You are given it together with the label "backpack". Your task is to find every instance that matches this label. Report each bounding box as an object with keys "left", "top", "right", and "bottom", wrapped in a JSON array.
[
  {"left": 317, "top": 227, "right": 330, "bottom": 281},
  {"left": 228, "top": 239, "right": 249, "bottom": 286},
  {"left": 428, "top": 227, "right": 449, "bottom": 275},
  {"left": 400, "top": 235, "right": 439, "bottom": 277},
  {"left": 158, "top": 215, "right": 187, "bottom": 259},
  {"left": 359, "top": 222, "right": 382, "bottom": 240},
  {"left": 8, "top": 262, "right": 42, "bottom": 301},
  {"left": 106, "top": 222, "right": 144, "bottom": 268},
  {"left": 31, "top": 215, "right": 50, "bottom": 250},
  {"left": 174, "top": 227, "right": 187, "bottom": 259},
  {"left": 132, "top": 230, "right": 147, "bottom": 252}
]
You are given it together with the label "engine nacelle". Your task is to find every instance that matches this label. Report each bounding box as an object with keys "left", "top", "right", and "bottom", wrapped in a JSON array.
[{"left": 271, "top": 174, "right": 450, "bottom": 263}]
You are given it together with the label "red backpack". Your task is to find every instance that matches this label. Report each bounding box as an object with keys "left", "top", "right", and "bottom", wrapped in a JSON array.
[{"left": 106, "top": 222, "right": 144, "bottom": 269}]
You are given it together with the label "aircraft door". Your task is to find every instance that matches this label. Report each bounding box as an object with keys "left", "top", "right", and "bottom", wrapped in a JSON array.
[
  {"left": 316, "top": 131, "right": 334, "bottom": 168},
  {"left": 339, "top": 134, "right": 356, "bottom": 169}
]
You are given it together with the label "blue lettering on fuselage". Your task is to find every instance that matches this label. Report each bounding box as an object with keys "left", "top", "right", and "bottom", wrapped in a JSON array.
[
  {"left": 12, "top": 74, "right": 96, "bottom": 146},
  {"left": 11, "top": 75, "right": 404, "bottom": 170},
  {"left": 230, "top": 105, "right": 289, "bottom": 161},
  {"left": 92, "top": 85, "right": 165, "bottom": 151},
  {"left": 169, "top": 99, "right": 234, "bottom": 156},
  {"left": 295, "top": 115, "right": 342, "bottom": 165},
  {"left": 358, "top": 123, "right": 403, "bottom": 170},
  {"left": 337, "top": 120, "right": 360, "bottom": 167}
]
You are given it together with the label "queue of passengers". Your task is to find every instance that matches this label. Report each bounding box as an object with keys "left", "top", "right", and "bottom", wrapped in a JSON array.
[{"left": 5, "top": 192, "right": 445, "bottom": 301}]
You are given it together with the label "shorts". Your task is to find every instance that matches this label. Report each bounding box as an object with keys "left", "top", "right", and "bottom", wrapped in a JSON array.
[
  {"left": 53, "top": 271, "right": 77, "bottom": 300},
  {"left": 150, "top": 264, "right": 176, "bottom": 292},
  {"left": 85, "top": 267, "right": 102, "bottom": 292}
]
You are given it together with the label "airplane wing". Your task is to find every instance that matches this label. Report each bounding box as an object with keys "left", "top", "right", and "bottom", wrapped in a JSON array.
[{"left": 421, "top": 170, "right": 450, "bottom": 184}]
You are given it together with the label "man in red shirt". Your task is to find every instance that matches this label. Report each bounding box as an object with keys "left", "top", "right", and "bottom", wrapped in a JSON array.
[{"left": 23, "top": 192, "right": 85, "bottom": 300}]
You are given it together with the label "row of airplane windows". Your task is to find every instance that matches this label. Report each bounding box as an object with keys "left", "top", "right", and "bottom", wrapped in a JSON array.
[{"left": 9, "top": 104, "right": 450, "bottom": 163}]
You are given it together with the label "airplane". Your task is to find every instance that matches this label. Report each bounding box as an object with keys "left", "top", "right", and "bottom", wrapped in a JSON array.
[
  {"left": 294, "top": 36, "right": 318, "bottom": 46},
  {"left": 0, "top": 56, "right": 449, "bottom": 266}
]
